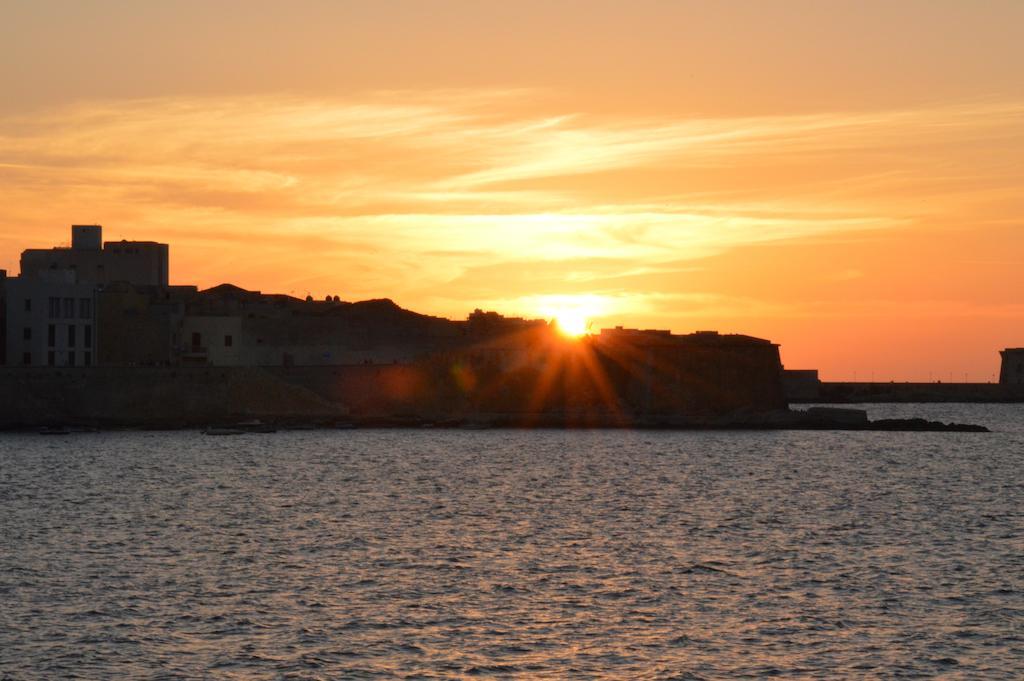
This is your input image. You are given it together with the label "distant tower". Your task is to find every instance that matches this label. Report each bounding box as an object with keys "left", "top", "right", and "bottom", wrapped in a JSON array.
[
  {"left": 71, "top": 225, "right": 102, "bottom": 251},
  {"left": 999, "top": 348, "right": 1024, "bottom": 385}
]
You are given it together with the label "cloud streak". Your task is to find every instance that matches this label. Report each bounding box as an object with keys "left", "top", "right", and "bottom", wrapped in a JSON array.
[{"left": 1, "top": 91, "right": 1022, "bottom": 327}]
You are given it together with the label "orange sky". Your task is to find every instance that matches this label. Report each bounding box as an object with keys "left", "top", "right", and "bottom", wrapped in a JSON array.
[{"left": 2, "top": 1, "right": 1023, "bottom": 380}]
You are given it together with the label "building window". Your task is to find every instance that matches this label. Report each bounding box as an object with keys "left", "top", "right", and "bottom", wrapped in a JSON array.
[
  {"left": 48, "top": 297, "right": 60, "bottom": 318},
  {"left": 225, "top": 335, "right": 233, "bottom": 347},
  {"left": 68, "top": 325, "right": 76, "bottom": 348},
  {"left": 84, "top": 352, "right": 92, "bottom": 367},
  {"left": 79, "top": 298, "right": 91, "bottom": 318},
  {"left": 63, "top": 298, "right": 74, "bottom": 318},
  {"left": 47, "top": 351, "right": 55, "bottom": 367},
  {"left": 24, "top": 299, "right": 31, "bottom": 312},
  {"left": 48, "top": 324, "right": 56, "bottom": 347},
  {"left": 191, "top": 332, "right": 201, "bottom": 349},
  {"left": 23, "top": 327, "right": 31, "bottom": 341},
  {"left": 84, "top": 325, "right": 92, "bottom": 348},
  {"left": 68, "top": 351, "right": 75, "bottom": 367},
  {"left": 22, "top": 352, "right": 31, "bottom": 365}
]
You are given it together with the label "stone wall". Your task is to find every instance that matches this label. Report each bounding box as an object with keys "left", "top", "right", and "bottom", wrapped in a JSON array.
[
  {"left": 0, "top": 367, "right": 345, "bottom": 428},
  {"left": 0, "top": 337, "right": 791, "bottom": 428}
]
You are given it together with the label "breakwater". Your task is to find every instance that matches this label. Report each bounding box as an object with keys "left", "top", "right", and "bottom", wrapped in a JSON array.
[{"left": 797, "top": 382, "right": 1024, "bottom": 404}]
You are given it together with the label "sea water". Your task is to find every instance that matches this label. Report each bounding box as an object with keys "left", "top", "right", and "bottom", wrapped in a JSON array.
[{"left": 1, "top": 404, "right": 1022, "bottom": 678}]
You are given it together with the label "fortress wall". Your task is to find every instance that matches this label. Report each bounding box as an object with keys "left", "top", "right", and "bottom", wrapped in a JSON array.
[
  {"left": 0, "top": 367, "right": 346, "bottom": 428},
  {"left": 0, "top": 343, "right": 791, "bottom": 428},
  {"left": 596, "top": 342, "right": 785, "bottom": 420},
  {"left": 267, "top": 364, "right": 438, "bottom": 417}
]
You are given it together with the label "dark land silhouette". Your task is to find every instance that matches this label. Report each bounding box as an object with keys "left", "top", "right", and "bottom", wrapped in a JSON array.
[{"left": 0, "top": 226, "right": 992, "bottom": 432}]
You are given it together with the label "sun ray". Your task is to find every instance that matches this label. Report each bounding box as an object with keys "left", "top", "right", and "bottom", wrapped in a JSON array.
[{"left": 573, "top": 340, "right": 629, "bottom": 426}]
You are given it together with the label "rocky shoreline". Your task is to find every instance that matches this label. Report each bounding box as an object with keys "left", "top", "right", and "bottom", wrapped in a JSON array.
[
  {"left": 0, "top": 369, "right": 989, "bottom": 433},
  {"left": 21, "top": 407, "right": 989, "bottom": 433}
]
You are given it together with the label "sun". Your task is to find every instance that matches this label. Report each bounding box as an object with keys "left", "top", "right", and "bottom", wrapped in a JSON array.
[
  {"left": 554, "top": 309, "right": 591, "bottom": 338},
  {"left": 531, "top": 294, "right": 608, "bottom": 339}
]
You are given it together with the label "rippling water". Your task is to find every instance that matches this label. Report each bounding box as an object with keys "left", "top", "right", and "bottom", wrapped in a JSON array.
[{"left": 2, "top": 404, "right": 1023, "bottom": 679}]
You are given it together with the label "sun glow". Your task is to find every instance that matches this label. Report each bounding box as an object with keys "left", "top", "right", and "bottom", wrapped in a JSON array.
[
  {"left": 534, "top": 294, "right": 609, "bottom": 338},
  {"left": 554, "top": 309, "right": 591, "bottom": 338}
]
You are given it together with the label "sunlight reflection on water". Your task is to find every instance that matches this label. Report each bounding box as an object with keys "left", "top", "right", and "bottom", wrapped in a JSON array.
[{"left": 1, "top": 404, "right": 1023, "bottom": 678}]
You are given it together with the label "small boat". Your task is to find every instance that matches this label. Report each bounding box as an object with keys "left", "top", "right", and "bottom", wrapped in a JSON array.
[
  {"left": 203, "top": 420, "right": 277, "bottom": 435},
  {"left": 235, "top": 419, "right": 276, "bottom": 433},
  {"left": 202, "top": 428, "right": 248, "bottom": 436},
  {"left": 241, "top": 424, "right": 277, "bottom": 433}
]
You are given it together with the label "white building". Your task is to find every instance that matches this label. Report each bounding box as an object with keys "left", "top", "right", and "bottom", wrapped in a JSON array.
[
  {"left": 5, "top": 271, "right": 97, "bottom": 367},
  {"left": 4, "top": 225, "right": 169, "bottom": 367}
]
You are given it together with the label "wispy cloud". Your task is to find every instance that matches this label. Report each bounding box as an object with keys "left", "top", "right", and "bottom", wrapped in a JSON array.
[{"left": 1, "top": 91, "right": 1022, "bottom": 323}]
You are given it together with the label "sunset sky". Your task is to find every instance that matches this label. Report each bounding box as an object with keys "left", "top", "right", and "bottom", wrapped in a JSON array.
[{"left": 2, "top": 1, "right": 1022, "bottom": 380}]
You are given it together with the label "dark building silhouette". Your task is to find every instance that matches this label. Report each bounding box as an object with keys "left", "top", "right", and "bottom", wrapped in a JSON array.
[
  {"left": 782, "top": 369, "right": 821, "bottom": 401},
  {"left": 1000, "top": 348, "right": 1024, "bottom": 385},
  {"left": 0, "top": 269, "right": 6, "bottom": 366},
  {"left": 97, "top": 282, "right": 194, "bottom": 367},
  {"left": 5, "top": 225, "right": 170, "bottom": 368},
  {"left": 20, "top": 225, "right": 168, "bottom": 287}
]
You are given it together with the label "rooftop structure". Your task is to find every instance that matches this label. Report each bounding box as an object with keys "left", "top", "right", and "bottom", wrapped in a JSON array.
[
  {"left": 20, "top": 225, "right": 169, "bottom": 287},
  {"left": 71, "top": 225, "right": 102, "bottom": 251}
]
